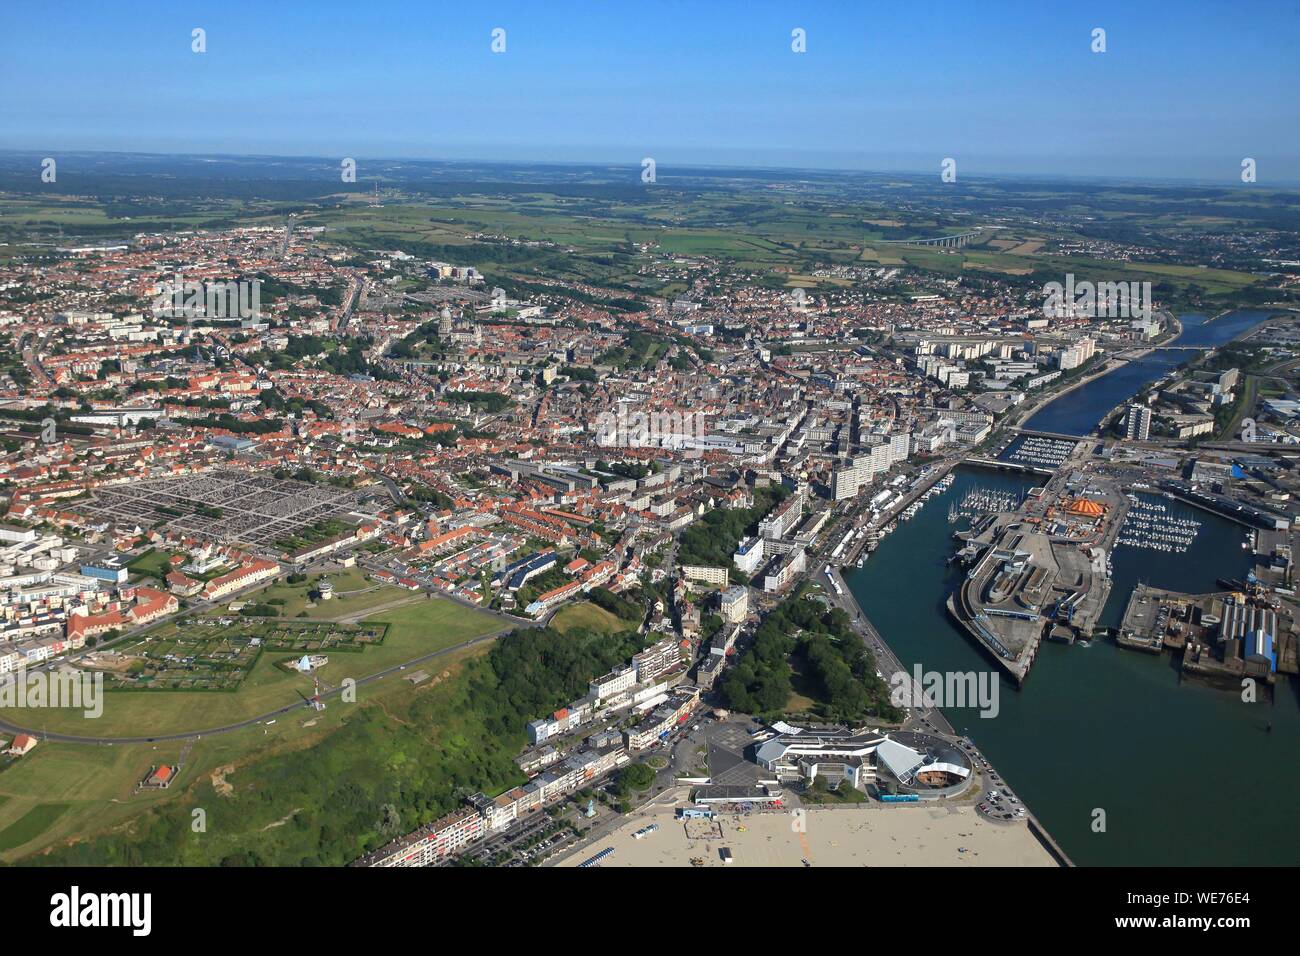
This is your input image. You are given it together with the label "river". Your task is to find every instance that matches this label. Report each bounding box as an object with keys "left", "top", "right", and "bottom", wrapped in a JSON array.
[{"left": 1024, "top": 310, "right": 1278, "bottom": 436}]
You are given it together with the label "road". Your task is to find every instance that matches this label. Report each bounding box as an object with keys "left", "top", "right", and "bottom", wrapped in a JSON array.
[
  {"left": 20, "top": 331, "right": 55, "bottom": 389},
  {"left": 818, "top": 565, "right": 955, "bottom": 736},
  {"left": 335, "top": 271, "right": 365, "bottom": 333}
]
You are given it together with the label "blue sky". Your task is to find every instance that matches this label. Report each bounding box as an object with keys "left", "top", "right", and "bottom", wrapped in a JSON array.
[{"left": 3, "top": 0, "right": 1298, "bottom": 181}]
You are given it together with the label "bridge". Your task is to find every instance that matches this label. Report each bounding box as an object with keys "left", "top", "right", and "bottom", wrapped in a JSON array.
[
  {"left": 1008, "top": 427, "right": 1093, "bottom": 442},
  {"left": 878, "top": 228, "right": 987, "bottom": 248},
  {"left": 965, "top": 457, "right": 1056, "bottom": 476},
  {"left": 1114, "top": 345, "right": 1210, "bottom": 356}
]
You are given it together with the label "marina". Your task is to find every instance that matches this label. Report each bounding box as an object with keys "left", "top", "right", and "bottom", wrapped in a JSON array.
[
  {"left": 948, "top": 484, "right": 1023, "bottom": 523},
  {"left": 898, "top": 472, "right": 955, "bottom": 523},
  {"left": 1115, "top": 495, "right": 1203, "bottom": 554}
]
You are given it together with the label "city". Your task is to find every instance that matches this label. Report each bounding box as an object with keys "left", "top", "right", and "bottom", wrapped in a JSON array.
[{"left": 0, "top": 0, "right": 1290, "bottom": 938}]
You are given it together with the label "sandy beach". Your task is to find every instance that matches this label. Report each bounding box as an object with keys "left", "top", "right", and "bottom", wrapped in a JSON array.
[{"left": 555, "top": 802, "right": 1056, "bottom": 868}]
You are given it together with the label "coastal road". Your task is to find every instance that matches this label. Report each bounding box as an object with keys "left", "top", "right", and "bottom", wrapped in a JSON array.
[{"left": 818, "top": 564, "right": 956, "bottom": 737}]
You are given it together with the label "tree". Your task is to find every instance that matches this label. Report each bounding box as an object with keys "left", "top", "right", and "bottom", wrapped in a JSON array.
[{"left": 617, "top": 762, "right": 655, "bottom": 795}]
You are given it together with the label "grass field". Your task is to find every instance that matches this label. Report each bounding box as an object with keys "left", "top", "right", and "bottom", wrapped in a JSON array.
[
  {"left": 0, "top": 803, "right": 70, "bottom": 852},
  {"left": 549, "top": 601, "right": 627, "bottom": 635},
  {"left": 13, "top": 596, "right": 503, "bottom": 738},
  {"left": 126, "top": 548, "right": 176, "bottom": 581},
  {"left": 0, "top": 637, "right": 497, "bottom": 864},
  {"left": 245, "top": 567, "right": 404, "bottom": 619},
  {"left": 102, "top": 617, "right": 388, "bottom": 691},
  {"left": 0, "top": 631, "right": 501, "bottom": 862}
]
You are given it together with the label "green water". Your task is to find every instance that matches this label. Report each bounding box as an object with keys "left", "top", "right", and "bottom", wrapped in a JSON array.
[{"left": 845, "top": 467, "right": 1300, "bottom": 866}]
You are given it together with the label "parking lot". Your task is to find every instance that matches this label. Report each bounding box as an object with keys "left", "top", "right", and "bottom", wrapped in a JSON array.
[{"left": 960, "top": 738, "right": 1027, "bottom": 823}]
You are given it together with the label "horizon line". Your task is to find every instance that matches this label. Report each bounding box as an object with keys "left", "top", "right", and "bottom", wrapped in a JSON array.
[{"left": 0, "top": 146, "right": 1295, "bottom": 191}]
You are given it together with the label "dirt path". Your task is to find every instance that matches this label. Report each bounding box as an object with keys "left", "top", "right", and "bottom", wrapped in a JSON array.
[{"left": 334, "top": 595, "right": 424, "bottom": 624}]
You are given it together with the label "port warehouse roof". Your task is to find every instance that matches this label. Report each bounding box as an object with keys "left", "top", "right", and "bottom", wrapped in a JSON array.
[{"left": 1220, "top": 601, "right": 1279, "bottom": 671}]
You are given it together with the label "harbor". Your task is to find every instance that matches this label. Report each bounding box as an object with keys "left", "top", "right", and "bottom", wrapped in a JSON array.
[
  {"left": 944, "top": 471, "right": 1127, "bottom": 684},
  {"left": 843, "top": 464, "right": 1300, "bottom": 866},
  {"left": 836, "top": 463, "right": 958, "bottom": 568},
  {"left": 1116, "top": 582, "right": 1292, "bottom": 690}
]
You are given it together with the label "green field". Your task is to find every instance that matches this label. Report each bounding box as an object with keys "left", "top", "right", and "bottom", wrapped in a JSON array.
[
  {"left": 6, "top": 176, "right": 1285, "bottom": 314},
  {"left": 549, "top": 601, "right": 627, "bottom": 635},
  {"left": 103, "top": 617, "right": 389, "bottom": 691},
  {"left": 126, "top": 548, "right": 177, "bottom": 581},
  {"left": 0, "top": 594, "right": 510, "bottom": 860},
  {"left": 245, "top": 567, "right": 406, "bottom": 619},
  {"left": 0, "top": 803, "right": 70, "bottom": 852},
  {"left": 301, "top": 191, "right": 1273, "bottom": 310},
  {"left": 6, "top": 618, "right": 636, "bottom": 866},
  {"left": 0, "top": 641, "right": 487, "bottom": 862},
  {"left": 13, "top": 596, "right": 503, "bottom": 738}
]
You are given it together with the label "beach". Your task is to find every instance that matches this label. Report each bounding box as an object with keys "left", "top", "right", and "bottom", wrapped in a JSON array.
[{"left": 554, "top": 802, "right": 1056, "bottom": 868}]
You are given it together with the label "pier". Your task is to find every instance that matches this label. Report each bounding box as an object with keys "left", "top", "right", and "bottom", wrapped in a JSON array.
[{"left": 1157, "top": 481, "right": 1290, "bottom": 530}]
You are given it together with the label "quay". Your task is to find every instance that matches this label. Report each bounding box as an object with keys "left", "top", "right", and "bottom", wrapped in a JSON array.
[{"left": 840, "top": 458, "right": 960, "bottom": 566}]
